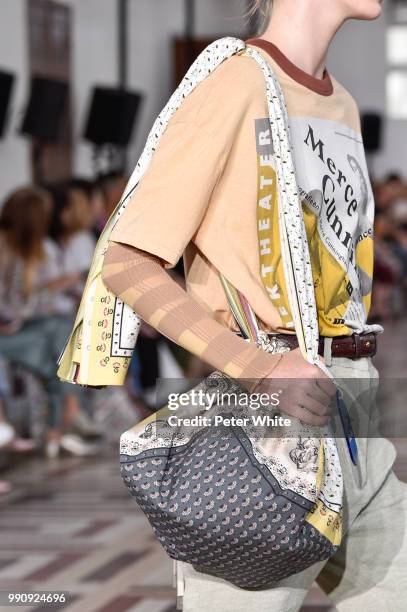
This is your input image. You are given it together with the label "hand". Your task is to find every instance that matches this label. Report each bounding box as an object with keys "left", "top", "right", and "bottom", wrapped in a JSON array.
[{"left": 253, "top": 349, "right": 337, "bottom": 426}]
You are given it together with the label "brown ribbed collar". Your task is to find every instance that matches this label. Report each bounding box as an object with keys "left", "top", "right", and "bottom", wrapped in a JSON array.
[{"left": 246, "top": 38, "right": 334, "bottom": 97}]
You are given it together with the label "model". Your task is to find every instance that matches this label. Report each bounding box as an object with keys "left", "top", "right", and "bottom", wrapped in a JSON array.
[{"left": 100, "top": 1, "right": 406, "bottom": 610}]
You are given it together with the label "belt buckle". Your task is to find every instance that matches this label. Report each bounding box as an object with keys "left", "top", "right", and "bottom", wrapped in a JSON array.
[{"left": 354, "top": 332, "right": 377, "bottom": 359}]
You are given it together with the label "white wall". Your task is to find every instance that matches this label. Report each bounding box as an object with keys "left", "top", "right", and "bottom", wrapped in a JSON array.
[
  {"left": 70, "top": 0, "right": 118, "bottom": 177},
  {"left": 127, "top": 0, "right": 247, "bottom": 171},
  {"left": 0, "top": 0, "right": 31, "bottom": 200},
  {"left": 126, "top": 0, "right": 183, "bottom": 168}
]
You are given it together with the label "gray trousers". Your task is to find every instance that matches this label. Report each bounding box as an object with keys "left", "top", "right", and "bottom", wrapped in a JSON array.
[
  {"left": 0, "top": 316, "right": 77, "bottom": 428},
  {"left": 180, "top": 356, "right": 407, "bottom": 611}
]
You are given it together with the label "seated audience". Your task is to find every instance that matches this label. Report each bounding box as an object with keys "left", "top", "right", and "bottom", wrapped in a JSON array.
[
  {"left": 0, "top": 187, "right": 101, "bottom": 461},
  {"left": 47, "top": 181, "right": 96, "bottom": 316},
  {"left": 69, "top": 177, "right": 106, "bottom": 239}
]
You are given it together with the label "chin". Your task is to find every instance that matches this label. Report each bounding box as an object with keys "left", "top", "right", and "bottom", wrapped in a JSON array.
[{"left": 352, "top": 0, "right": 383, "bottom": 21}]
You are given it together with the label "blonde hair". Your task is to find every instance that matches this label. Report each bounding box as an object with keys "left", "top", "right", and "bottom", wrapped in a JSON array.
[{"left": 247, "top": 1, "right": 272, "bottom": 33}]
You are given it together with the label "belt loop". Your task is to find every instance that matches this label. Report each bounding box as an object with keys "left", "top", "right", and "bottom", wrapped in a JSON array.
[{"left": 323, "top": 337, "right": 333, "bottom": 367}]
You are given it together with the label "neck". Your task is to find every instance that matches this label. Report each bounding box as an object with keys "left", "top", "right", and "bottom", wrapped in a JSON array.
[{"left": 260, "top": 0, "right": 346, "bottom": 79}]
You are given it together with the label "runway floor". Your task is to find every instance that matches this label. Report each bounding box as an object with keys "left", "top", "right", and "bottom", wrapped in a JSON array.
[{"left": 0, "top": 320, "right": 406, "bottom": 612}]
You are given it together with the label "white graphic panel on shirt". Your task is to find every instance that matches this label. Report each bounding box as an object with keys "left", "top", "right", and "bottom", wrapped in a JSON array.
[{"left": 255, "top": 116, "right": 374, "bottom": 336}]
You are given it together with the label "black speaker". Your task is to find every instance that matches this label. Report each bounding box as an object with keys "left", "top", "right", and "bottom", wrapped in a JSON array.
[
  {"left": 84, "top": 87, "right": 142, "bottom": 146},
  {"left": 20, "top": 76, "right": 68, "bottom": 142},
  {"left": 361, "top": 112, "right": 383, "bottom": 153},
  {"left": 0, "top": 70, "right": 15, "bottom": 138}
]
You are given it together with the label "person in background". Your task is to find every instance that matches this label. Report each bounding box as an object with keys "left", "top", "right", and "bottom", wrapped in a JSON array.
[
  {"left": 0, "top": 357, "right": 36, "bottom": 495},
  {"left": 0, "top": 187, "right": 100, "bottom": 460},
  {"left": 48, "top": 182, "right": 96, "bottom": 313},
  {"left": 370, "top": 210, "right": 403, "bottom": 322},
  {"left": 375, "top": 172, "right": 405, "bottom": 213},
  {"left": 46, "top": 182, "right": 103, "bottom": 447},
  {"left": 69, "top": 177, "right": 106, "bottom": 239},
  {"left": 97, "top": 170, "right": 127, "bottom": 221}
]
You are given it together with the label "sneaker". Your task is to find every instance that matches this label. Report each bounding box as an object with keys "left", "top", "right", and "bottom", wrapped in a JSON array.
[
  {"left": 0, "top": 422, "right": 15, "bottom": 449},
  {"left": 45, "top": 439, "right": 60, "bottom": 460},
  {"left": 68, "top": 411, "right": 104, "bottom": 439},
  {"left": 60, "top": 434, "right": 102, "bottom": 457}
]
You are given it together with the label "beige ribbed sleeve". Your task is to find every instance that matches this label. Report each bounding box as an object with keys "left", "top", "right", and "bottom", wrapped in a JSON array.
[{"left": 102, "top": 241, "right": 282, "bottom": 389}]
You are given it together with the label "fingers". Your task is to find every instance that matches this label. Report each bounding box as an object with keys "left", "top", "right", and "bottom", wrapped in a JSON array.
[
  {"left": 255, "top": 360, "right": 336, "bottom": 427},
  {"left": 280, "top": 377, "right": 334, "bottom": 406},
  {"left": 306, "top": 383, "right": 332, "bottom": 406},
  {"left": 281, "top": 403, "right": 331, "bottom": 427},
  {"left": 277, "top": 380, "right": 334, "bottom": 426},
  {"left": 316, "top": 376, "right": 337, "bottom": 397},
  {"left": 300, "top": 394, "right": 332, "bottom": 418},
  {"left": 307, "top": 379, "right": 337, "bottom": 408}
]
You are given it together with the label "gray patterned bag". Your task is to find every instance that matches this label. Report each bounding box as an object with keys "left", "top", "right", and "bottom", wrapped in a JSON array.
[
  {"left": 120, "top": 369, "right": 342, "bottom": 589},
  {"left": 119, "top": 38, "right": 343, "bottom": 589}
]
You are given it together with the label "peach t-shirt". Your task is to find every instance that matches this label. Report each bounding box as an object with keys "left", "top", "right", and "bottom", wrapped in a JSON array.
[{"left": 110, "top": 39, "right": 374, "bottom": 337}]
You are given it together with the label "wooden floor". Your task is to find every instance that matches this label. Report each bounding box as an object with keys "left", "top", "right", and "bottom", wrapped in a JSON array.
[{"left": 0, "top": 320, "right": 406, "bottom": 612}]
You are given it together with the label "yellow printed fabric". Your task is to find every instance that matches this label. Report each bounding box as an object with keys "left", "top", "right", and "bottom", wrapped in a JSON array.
[
  {"left": 58, "top": 272, "right": 137, "bottom": 386},
  {"left": 305, "top": 441, "right": 342, "bottom": 546}
]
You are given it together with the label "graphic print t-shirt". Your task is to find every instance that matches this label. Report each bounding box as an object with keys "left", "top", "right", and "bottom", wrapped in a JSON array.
[
  {"left": 110, "top": 38, "right": 376, "bottom": 337},
  {"left": 249, "top": 39, "right": 375, "bottom": 336}
]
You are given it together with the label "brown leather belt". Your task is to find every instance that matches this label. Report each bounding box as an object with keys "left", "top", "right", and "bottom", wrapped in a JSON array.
[{"left": 273, "top": 332, "right": 377, "bottom": 359}]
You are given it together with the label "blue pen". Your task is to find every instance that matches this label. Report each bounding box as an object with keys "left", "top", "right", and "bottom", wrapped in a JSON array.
[{"left": 336, "top": 390, "right": 358, "bottom": 466}]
